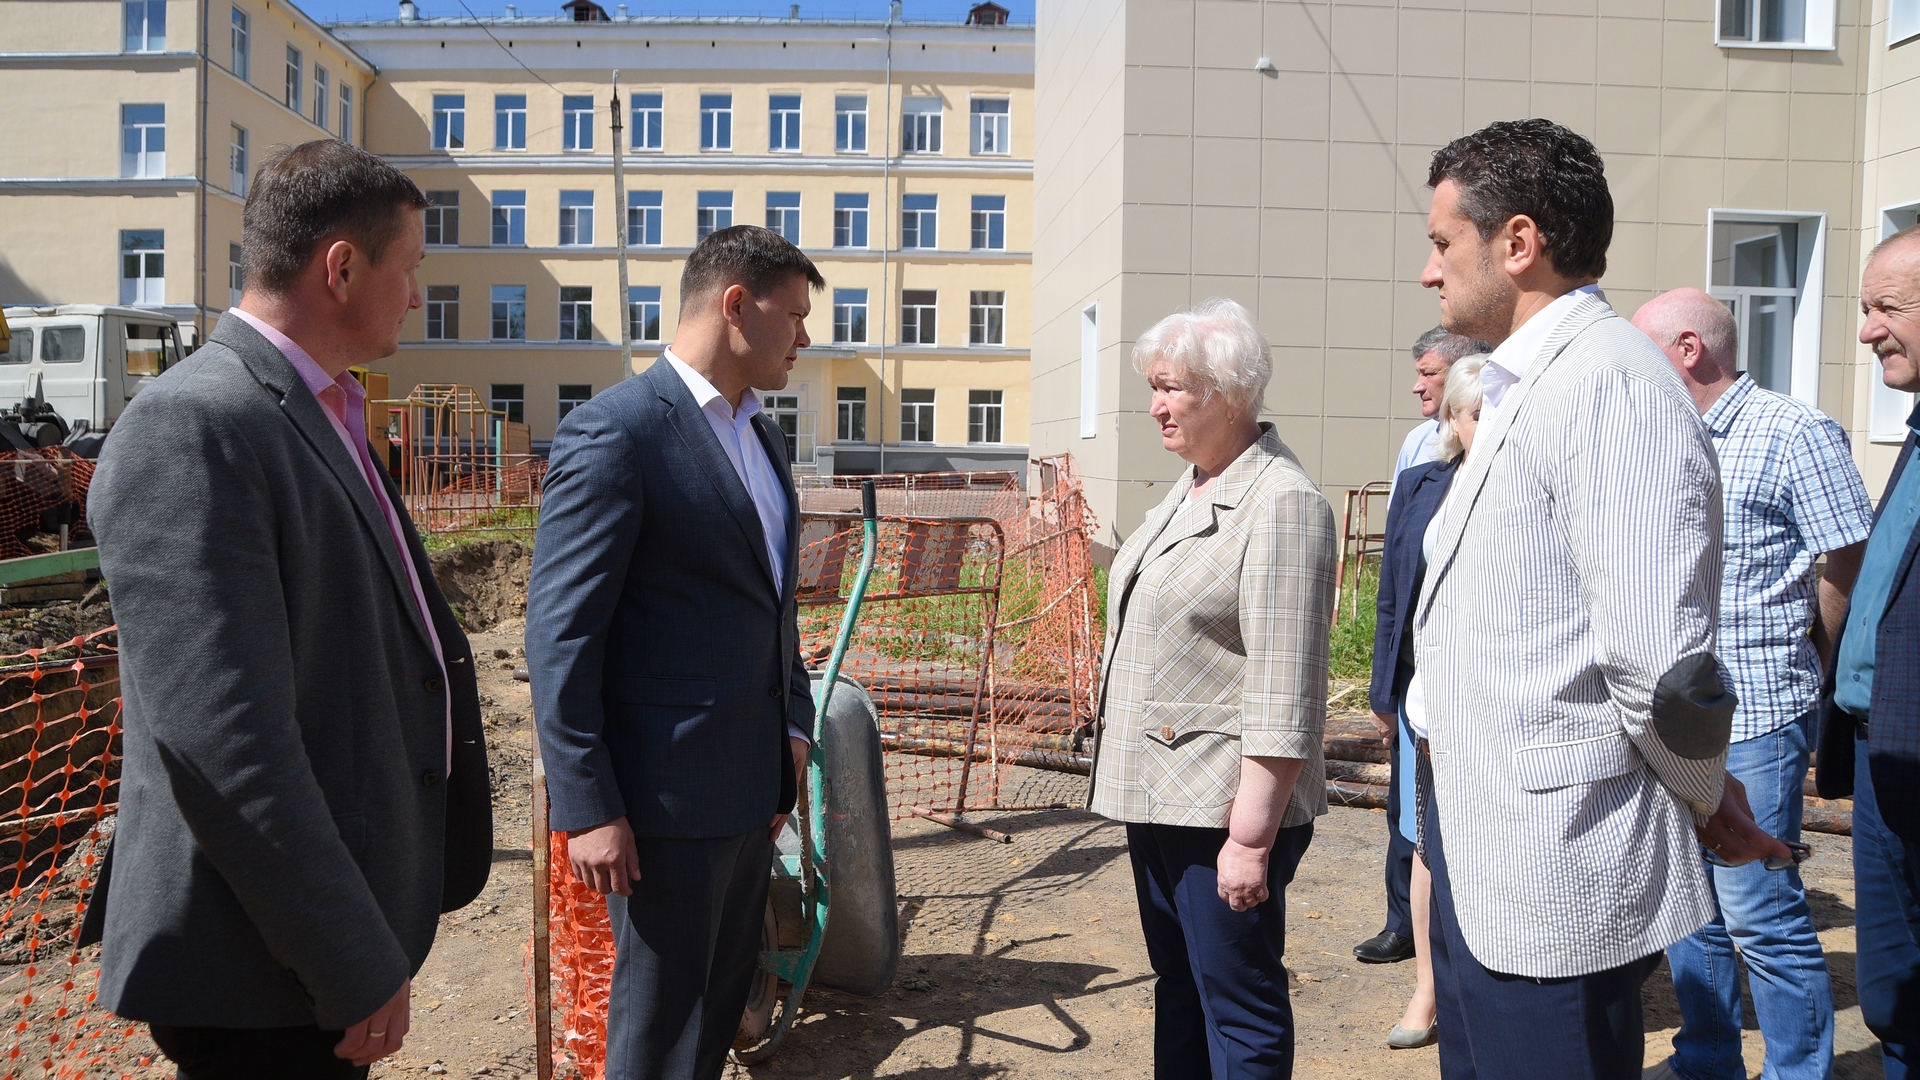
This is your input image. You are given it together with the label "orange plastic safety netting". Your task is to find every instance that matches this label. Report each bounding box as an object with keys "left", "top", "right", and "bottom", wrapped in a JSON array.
[
  {"left": 0, "top": 629, "right": 156, "bottom": 1079},
  {"left": 537, "top": 456, "right": 1101, "bottom": 1079},
  {"left": 0, "top": 453, "right": 94, "bottom": 563}
]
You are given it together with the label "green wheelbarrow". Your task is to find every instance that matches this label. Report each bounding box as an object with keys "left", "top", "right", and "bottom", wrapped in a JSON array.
[{"left": 732, "top": 480, "right": 900, "bottom": 1063}]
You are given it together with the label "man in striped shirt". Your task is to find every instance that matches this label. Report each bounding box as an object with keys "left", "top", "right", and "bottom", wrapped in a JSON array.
[{"left": 1633, "top": 288, "right": 1872, "bottom": 1080}]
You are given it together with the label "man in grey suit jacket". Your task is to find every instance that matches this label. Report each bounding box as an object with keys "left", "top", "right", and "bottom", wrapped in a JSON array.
[
  {"left": 85, "top": 141, "right": 492, "bottom": 1078},
  {"left": 527, "top": 225, "right": 822, "bottom": 1079},
  {"left": 1410, "top": 120, "right": 1789, "bottom": 1080}
]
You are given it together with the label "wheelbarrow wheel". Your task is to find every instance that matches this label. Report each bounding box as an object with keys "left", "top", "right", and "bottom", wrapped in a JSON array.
[{"left": 733, "top": 899, "right": 781, "bottom": 1049}]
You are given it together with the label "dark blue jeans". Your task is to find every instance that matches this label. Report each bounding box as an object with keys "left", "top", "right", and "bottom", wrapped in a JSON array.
[
  {"left": 1127, "top": 819, "right": 1315, "bottom": 1080},
  {"left": 1852, "top": 727, "right": 1920, "bottom": 1079}
]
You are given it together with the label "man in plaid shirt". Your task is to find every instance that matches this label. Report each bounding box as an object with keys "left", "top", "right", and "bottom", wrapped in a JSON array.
[{"left": 1632, "top": 288, "right": 1872, "bottom": 1080}]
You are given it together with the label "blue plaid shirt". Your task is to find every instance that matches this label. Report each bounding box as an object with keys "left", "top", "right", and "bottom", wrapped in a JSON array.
[{"left": 1703, "top": 375, "right": 1874, "bottom": 740}]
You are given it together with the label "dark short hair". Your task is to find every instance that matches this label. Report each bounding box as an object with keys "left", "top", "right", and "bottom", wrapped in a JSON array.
[
  {"left": 242, "top": 140, "right": 428, "bottom": 295},
  {"left": 1410, "top": 326, "right": 1493, "bottom": 364},
  {"left": 1427, "top": 119, "right": 1612, "bottom": 280},
  {"left": 679, "top": 225, "right": 825, "bottom": 311}
]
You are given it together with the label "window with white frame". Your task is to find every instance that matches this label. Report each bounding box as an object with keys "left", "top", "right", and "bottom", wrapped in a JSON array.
[
  {"left": 121, "top": 104, "right": 165, "bottom": 178},
  {"left": 559, "top": 191, "right": 594, "bottom": 246},
  {"left": 425, "top": 191, "right": 458, "bottom": 246},
  {"left": 558, "top": 384, "right": 592, "bottom": 422},
  {"left": 697, "top": 191, "right": 733, "bottom": 239},
  {"left": 701, "top": 93, "right": 732, "bottom": 150},
  {"left": 902, "top": 194, "right": 937, "bottom": 249},
  {"left": 433, "top": 93, "right": 464, "bottom": 149},
  {"left": 628, "top": 190, "right": 662, "bottom": 245},
  {"left": 969, "top": 290, "right": 1005, "bottom": 345},
  {"left": 559, "top": 287, "right": 593, "bottom": 341},
  {"left": 495, "top": 94, "right": 527, "bottom": 149},
  {"left": 631, "top": 92, "right": 663, "bottom": 150},
  {"left": 120, "top": 229, "right": 164, "bottom": 305},
  {"left": 426, "top": 285, "right": 459, "bottom": 340},
  {"left": 971, "top": 195, "right": 1006, "bottom": 250},
  {"left": 313, "top": 66, "right": 329, "bottom": 130},
  {"left": 491, "top": 285, "right": 526, "bottom": 339},
  {"left": 903, "top": 97, "right": 942, "bottom": 153},
  {"left": 1716, "top": 0, "right": 1835, "bottom": 47},
  {"left": 836, "top": 94, "right": 867, "bottom": 152},
  {"left": 900, "top": 388, "right": 935, "bottom": 442},
  {"left": 769, "top": 94, "right": 801, "bottom": 152},
  {"left": 1894, "top": 0, "right": 1920, "bottom": 44},
  {"left": 766, "top": 192, "right": 801, "bottom": 244},
  {"left": 970, "top": 98, "right": 1010, "bottom": 155},
  {"left": 228, "top": 242, "right": 243, "bottom": 308},
  {"left": 490, "top": 383, "right": 525, "bottom": 424},
  {"left": 834, "top": 193, "right": 868, "bottom": 248},
  {"left": 762, "top": 393, "right": 815, "bottom": 464},
  {"left": 285, "top": 47, "right": 302, "bottom": 113},
  {"left": 338, "top": 82, "right": 353, "bottom": 144},
  {"left": 968, "top": 389, "right": 1003, "bottom": 444},
  {"left": 837, "top": 386, "right": 867, "bottom": 441},
  {"left": 563, "top": 95, "right": 593, "bottom": 151},
  {"left": 491, "top": 191, "right": 526, "bottom": 246},
  {"left": 833, "top": 288, "right": 867, "bottom": 344},
  {"left": 229, "top": 123, "right": 248, "bottom": 194},
  {"left": 628, "top": 285, "right": 661, "bottom": 342},
  {"left": 901, "top": 290, "right": 937, "bottom": 344},
  {"left": 1080, "top": 302, "right": 1098, "bottom": 438},
  {"left": 230, "top": 6, "right": 249, "bottom": 79},
  {"left": 1706, "top": 211, "right": 1826, "bottom": 403},
  {"left": 124, "top": 0, "right": 165, "bottom": 51}
]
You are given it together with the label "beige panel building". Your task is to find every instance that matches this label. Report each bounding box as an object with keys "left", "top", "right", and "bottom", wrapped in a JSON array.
[
  {"left": 0, "top": 0, "right": 374, "bottom": 345},
  {"left": 1034, "top": 0, "right": 1880, "bottom": 548},
  {"left": 332, "top": 6, "right": 1034, "bottom": 464}
]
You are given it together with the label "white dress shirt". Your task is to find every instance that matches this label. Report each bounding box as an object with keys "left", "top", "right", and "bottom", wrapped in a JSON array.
[
  {"left": 662, "top": 351, "right": 809, "bottom": 745},
  {"left": 1469, "top": 283, "right": 1602, "bottom": 468},
  {"left": 664, "top": 350, "right": 790, "bottom": 593}
]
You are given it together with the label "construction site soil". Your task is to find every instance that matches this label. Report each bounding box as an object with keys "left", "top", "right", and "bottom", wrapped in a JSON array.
[{"left": 29, "top": 541, "right": 1886, "bottom": 1078}]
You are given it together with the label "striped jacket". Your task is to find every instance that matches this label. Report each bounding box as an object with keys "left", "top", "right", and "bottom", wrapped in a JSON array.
[
  {"left": 1088, "top": 426, "right": 1336, "bottom": 829},
  {"left": 1413, "top": 292, "right": 1726, "bottom": 978}
]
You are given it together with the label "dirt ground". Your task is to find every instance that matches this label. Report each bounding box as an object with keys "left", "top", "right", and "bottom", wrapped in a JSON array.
[{"left": 349, "top": 611, "right": 1882, "bottom": 1080}]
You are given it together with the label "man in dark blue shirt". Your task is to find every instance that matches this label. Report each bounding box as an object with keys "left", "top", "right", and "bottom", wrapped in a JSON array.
[{"left": 1818, "top": 223, "right": 1920, "bottom": 1080}]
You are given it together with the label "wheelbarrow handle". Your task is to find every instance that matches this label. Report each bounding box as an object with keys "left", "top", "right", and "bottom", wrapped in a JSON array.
[{"left": 861, "top": 479, "right": 876, "bottom": 522}]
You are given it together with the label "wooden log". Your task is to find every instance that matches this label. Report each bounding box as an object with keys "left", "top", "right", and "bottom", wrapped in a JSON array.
[
  {"left": 1327, "top": 779, "right": 1388, "bottom": 810},
  {"left": 1324, "top": 758, "right": 1390, "bottom": 787}
]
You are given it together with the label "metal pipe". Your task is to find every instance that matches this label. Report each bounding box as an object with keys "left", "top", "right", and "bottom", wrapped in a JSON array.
[
  {"left": 531, "top": 741, "right": 552, "bottom": 1080},
  {"left": 610, "top": 71, "right": 631, "bottom": 386},
  {"left": 876, "top": 8, "right": 893, "bottom": 474},
  {"left": 910, "top": 805, "right": 1012, "bottom": 843}
]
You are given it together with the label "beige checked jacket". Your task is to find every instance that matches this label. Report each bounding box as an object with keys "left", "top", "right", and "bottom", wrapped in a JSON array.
[{"left": 1088, "top": 426, "right": 1337, "bottom": 829}]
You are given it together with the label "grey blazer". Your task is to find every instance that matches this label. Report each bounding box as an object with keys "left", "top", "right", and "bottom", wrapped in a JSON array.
[
  {"left": 1413, "top": 292, "right": 1727, "bottom": 979},
  {"left": 86, "top": 314, "right": 493, "bottom": 1030},
  {"left": 526, "top": 358, "right": 809, "bottom": 839}
]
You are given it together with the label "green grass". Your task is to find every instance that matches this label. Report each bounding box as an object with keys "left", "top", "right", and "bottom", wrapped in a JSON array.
[
  {"left": 1329, "top": 559, "right": 1378, "bottom": 683},
  {"left": 420, "top": 507, "right": 539, "bottom": 551}
]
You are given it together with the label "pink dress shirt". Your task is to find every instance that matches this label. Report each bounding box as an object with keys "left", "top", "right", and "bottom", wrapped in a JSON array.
[{"left": 231, "top": 310, "right": 452, "bottom": 774}]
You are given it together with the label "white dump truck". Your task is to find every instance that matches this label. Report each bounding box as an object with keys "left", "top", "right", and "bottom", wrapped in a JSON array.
[{"left": 0, "top": 304, "right": 184, "bottom": 454}]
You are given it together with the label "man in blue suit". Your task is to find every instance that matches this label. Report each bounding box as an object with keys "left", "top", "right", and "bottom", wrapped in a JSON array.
[
  {"left": 1820, "top": 224, "right": 1920, "bottom": 1080},
  {"left": 527, "top": 225, "right": 824, "bottom": 1079}
]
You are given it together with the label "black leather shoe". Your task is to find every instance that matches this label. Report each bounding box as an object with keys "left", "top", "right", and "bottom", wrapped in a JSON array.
[{"left": 1352, "top": 931, "right": 1415, "bottom": 964}]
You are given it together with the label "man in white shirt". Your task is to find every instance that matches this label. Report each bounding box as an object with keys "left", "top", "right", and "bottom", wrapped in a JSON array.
[{"left": 527, "top": 225, "right": 823, "bottom": 1079}]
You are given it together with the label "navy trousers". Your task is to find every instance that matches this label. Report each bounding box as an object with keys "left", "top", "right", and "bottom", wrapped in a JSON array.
[
  {"left": 147, "top": 1024, "right": 367, "bottom": 1080},
  {"left": 604, "top": 829, "right": 773, "bottom": 1080},
  {"left": 1421, "top": 761, "right": 1659, "bottom": 1080},
  {"left": 1851, "top": 727, "right": 1920, "bottom": 1079},
  {"left": 1380, "top": 727, "right": 1415, "bottom": 940},
  {"left": 1127, "top": 819, "right": 1315, "bottom": 1080}
]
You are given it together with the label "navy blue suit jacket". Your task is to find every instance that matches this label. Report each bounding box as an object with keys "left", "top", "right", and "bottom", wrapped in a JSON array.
[
  {"left": 1368, "top": 456, "right": 1460, "bottom": 716},
  {"left": 1817, "top": 431, "right": 1920, "bottom": 839},
  {"left": 527, "top": 360, "right": 811, "bottom": 838}
]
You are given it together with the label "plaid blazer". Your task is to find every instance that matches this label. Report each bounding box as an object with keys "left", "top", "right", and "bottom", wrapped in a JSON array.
[{"left": 1088, "top": 426, "right": 1336, "bottom": 829}]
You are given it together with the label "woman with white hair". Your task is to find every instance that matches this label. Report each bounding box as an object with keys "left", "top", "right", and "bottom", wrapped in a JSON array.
[
  {"left": 1087, "top": 297, "right": 1337, "bottom": 1077},
  {"left": 1368, "top": 353, "right": 1486, "bottom": 1050}
]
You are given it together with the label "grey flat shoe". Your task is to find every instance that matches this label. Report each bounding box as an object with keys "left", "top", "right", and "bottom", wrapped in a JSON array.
[{"left": 1387, "top": 1021, "right": 1438, "bottom": 1049}]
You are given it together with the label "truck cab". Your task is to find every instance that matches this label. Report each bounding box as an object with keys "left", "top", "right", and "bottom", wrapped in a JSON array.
[{"left": 0, "top": 305, "right": 181, "bottom": 435}]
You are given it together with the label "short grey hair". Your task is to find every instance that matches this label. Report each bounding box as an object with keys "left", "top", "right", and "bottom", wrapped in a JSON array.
[
  {"left": 1411, "top": 326, "right": 1494, "bottom": 365},
  {"left": 1434, "top": 355, "right": 1488, "bottom": 461},
  {"left": 1130, "top": 298, "right": 1272, "bottom": 412}
]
